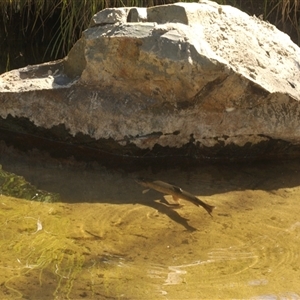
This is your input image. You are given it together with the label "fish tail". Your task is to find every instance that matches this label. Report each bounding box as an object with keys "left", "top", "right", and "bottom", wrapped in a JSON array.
[{"left": 203, "top": 203, "right": 215, "bottom": 216}]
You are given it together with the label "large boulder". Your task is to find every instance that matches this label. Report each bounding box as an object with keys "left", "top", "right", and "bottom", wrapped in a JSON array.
[{"left": 1, "top": 1, "right": 300, "bottom": 164}]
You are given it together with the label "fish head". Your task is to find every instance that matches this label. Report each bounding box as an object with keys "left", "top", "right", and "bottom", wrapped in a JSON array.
[
  {"left": 135, "top": 177, "right": 150, "bottom": 187},
  {"left": 135, "top": 177, "right": 145, "bottom": 184}
]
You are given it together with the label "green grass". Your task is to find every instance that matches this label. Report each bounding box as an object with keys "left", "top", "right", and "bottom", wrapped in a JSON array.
[
  {"left": 1, "top": 0, "right": 299, "bottom": 71},
  {"left": 1, "top": 0, "right": 196, "bottom": 59}
]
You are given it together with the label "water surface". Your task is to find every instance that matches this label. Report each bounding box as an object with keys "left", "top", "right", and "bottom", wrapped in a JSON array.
[{"left": 0, "top": 147, "right": 299, "bottom": 299}]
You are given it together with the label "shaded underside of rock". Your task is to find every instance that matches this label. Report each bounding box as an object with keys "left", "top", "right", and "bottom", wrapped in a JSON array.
[{"left": 1, "top": 1, "right": 300, "bottom": 165}]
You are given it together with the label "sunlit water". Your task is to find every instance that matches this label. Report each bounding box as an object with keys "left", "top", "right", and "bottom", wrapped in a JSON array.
[{"left": 0, "top": 147, "right": 299, "bottom": 299}]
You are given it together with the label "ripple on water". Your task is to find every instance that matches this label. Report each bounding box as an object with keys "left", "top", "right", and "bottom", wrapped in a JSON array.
[
  {"left": 139, "top": 194, "right": 300, "bottom": 299},
  {"left": 1, "top": 156, "right": 300, "bottom": 299},
  {"left": 250, "top": 292, "right": 300, "bottom": 300}
]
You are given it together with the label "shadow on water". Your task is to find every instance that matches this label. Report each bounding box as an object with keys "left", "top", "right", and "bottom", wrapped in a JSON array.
[
  {"left": 1, "top": 141, "right": 300, "bottom": 196},
  {"left": 0, "top": 143, "right": 202, "bottom": 231},
  {"left": 1, "top": 142, "right": 300, "bottom": 299},
  {"left": 1, "top": 141, "right": 300, "bottom": 228}
]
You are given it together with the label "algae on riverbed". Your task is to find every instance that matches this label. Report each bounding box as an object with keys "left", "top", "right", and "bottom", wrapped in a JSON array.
[
  {"left": 0, "top": 164, "right": 59, "bottom": 202},
  {"left": 0, "top": 153, "right": 300, "bottom": 299}
]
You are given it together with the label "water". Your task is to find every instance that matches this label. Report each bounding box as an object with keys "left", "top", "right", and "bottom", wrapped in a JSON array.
[{"left": 0, "top": 145, "right": 299, "bottom": 299}]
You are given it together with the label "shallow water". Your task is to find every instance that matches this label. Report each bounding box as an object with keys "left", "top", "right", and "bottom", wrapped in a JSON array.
[{"left": 0, "top": 149, "right": 299, "bottom": 299}]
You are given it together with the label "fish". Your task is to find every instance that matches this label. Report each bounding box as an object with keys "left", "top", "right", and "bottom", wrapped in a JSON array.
[{"left": 136, "top": 178, "right": 215, "bottom": 216}]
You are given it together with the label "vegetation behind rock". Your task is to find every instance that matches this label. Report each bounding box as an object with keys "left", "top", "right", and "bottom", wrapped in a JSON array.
[{"left": 0, "top": 0, "right": 299, "bottom": 73}]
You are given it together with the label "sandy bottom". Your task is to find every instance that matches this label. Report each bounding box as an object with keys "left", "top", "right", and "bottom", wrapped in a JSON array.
[{"left": 0, "top": 150, "right": 299, "bottom": 299}]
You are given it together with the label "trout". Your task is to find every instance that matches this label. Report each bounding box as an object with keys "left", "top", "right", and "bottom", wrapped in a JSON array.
[{"left": 136, "top": 178, "right": 215, "bottom": 216}]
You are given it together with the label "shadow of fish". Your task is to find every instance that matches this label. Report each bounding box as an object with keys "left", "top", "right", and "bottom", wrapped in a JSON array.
[{"left": 136, "top": 178, "right": 215, "bottom": 216}]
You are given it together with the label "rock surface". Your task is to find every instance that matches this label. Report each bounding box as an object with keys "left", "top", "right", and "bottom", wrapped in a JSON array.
[{"left": 1, "top": 1, "right": 300, "bottom": 164}]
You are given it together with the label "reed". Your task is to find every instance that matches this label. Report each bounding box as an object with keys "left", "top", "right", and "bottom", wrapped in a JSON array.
[
  {"left": 266, "top": 0, "right": 300, "bottom": 43},
  {"left": 0, "top": 0, "right": 196, "bottom": 59},
  {"left": 1, "top": 0, "right": 299, "bottom": 71}
]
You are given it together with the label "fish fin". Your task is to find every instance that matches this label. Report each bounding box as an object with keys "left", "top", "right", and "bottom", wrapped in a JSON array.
[
  {"left": 142, "top": 189, "right": 150, "bottom": 194},
  {"left": 172, "top": 195, "right": 180, "bottom": 203},
  {"left": 165, "top": 203, "right": 184, "bottom": 209},
  {"left": 193, "top": 196, "right": 216, "bottom": 217},
  {"left": 204, "top": 204, "right": 216, "bottom": 217},
  {"left": 172, "top": 186, "right": 182, "bottom": 194}
]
